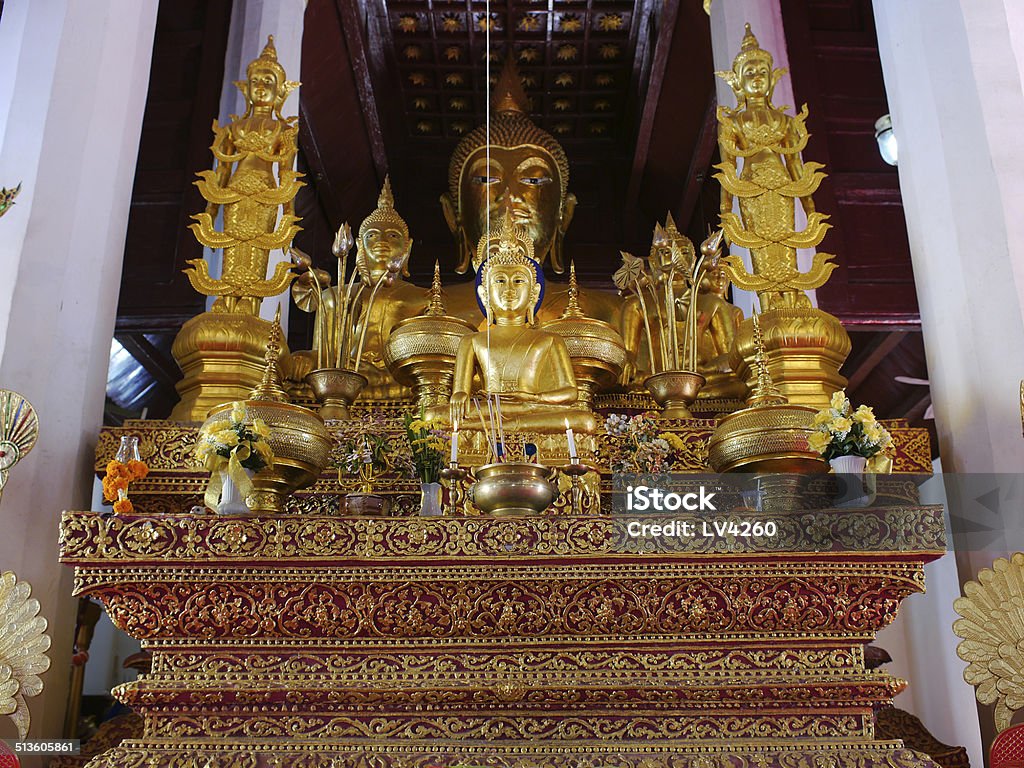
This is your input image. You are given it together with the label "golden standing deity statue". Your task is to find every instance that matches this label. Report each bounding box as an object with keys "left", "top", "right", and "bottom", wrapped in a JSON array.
[
  {"left": 715, "top": 24, "right": 835, "bottom": 311},
  {"left": 446, "top": 209, "right": 596, "bottom": 433},
  {"left": 291, "top": 178, "right": 426, "bottom": 400},
  {"left": 185, "top": 36, "right": 303, "bottom": 315}
]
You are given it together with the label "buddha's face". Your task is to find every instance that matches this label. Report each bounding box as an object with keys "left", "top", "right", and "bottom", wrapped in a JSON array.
[
  {"left": 740, "top": 59, "right": 771, "bottom": 100},
  {"left": 481, "top": 262, "right": 536, "bottom": 322},
  {"left": 461, "top": 146, "right": 562, "bottom": 264},
  {"left": 249, "top": 66, "right": 279, "bottom": 108},
  {"left": 701, "top": 266, "right": 730, "bottom": 297},
  {"left": 650, "top": 237, "right": 692, "bottom": 278},
  {"left": 360, "top": 225, "right": 409, "bottom": 271}
]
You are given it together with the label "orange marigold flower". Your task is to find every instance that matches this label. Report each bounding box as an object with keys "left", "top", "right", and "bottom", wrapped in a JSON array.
[
  {"left": 127, "top": 460, "right": 149, "bottom": 480},
  {"left": 113, "top": 499, "right": 134, "bottom": 515},
  {"left": 102, "top": 476, "right": 128, "bottom": 502},
  {"left": 105, "top": 461, "right": 130, "bottom": 480}
]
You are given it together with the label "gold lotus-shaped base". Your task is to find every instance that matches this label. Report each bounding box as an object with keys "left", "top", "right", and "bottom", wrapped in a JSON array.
[
  {"left": 645, "top": 371, "right": 706, "bottom": 419},
  {"left": 204, "top": 400, "right": 330, "bottom": 514},
  {"left": 468, "top": 462, "right": 558, "bottom": 516},
  {"left": 305, "top": 368, "right": 367, "bottom": 420},
  {"left": 384, "top": 313, "right": 475, "bottom": 411},
  {"left": 731, "top": 308, "right": 851, "bottom": 410}
]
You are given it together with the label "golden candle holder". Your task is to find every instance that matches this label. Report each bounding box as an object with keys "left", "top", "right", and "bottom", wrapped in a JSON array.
[
  {"left": 645, "top": 370, "right": 706, "bottom": 419},
  {"left": 440, "top": 462, "right": 468, "bottom": 516},
  {"left": 468, "top": 462, "right": 558, "bottom": 517},
  {"left": 561, "top": 462, "right": 595, "bottom": 515},
  {"left": 304, "top": 368, "right": 367, "bottom": 420}
]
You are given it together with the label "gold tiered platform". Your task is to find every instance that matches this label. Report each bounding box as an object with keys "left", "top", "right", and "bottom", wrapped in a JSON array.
[
  {"left": 59, "top": 503, "right": 945, "bottom": 767},
  {"left": 58, "top": 416, "right": 942, "bottom": 767}
]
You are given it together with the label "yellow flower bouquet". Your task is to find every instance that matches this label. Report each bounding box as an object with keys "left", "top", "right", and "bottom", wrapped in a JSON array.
[
  {"left": 809, "top": 390, "right": 893, "bottom": 463},
  {"left": 194, "top": 402, "right": 273, "bottom": 512}
]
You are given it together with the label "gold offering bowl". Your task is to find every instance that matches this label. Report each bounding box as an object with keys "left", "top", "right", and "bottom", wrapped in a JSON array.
[
  {"left": 707, "top": 403, "right": 827, "bottom": 510},
  {"left": 645, "top": 371, "right": 706, "bottom": 419},
  {"left": 204, "top": 400, "right": 331, "bottom": 514},
  {"left": 384, "top": 314, "right": 476, "bottom": 410},
  {"left": 468, "top": 462, "right": 558, "bottom": 516},
  {"left": 304, "top": 368, "right": 367, "bottom": 420}
]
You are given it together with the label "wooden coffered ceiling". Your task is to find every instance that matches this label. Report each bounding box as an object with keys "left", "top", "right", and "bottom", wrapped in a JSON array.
[{"left": 110, "top": 0, "right": 933, "bottom": 453}]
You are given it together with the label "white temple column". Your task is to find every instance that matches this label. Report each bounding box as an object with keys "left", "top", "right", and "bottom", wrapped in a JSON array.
[
  {"left": 708, "top": 0, "right": 816, "bottom": 315},
  {"left": 0, "top": 0, "right": 158, "bottom": 745},
  {"left": 872, "top": 0, "right": 1024, "bottom": 756},
  {"left": 205, "top": 0, "right": 305, "bottom": 332}
]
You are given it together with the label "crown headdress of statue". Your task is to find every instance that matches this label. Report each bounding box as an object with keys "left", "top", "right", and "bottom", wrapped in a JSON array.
[
  {"left": 448, "top": 58, "right": 569, "bottom": 203},
  {"left": 359, "top": 176, "right": 409, "bottom": 239},
  {"left": 237, "top": 35, "right": 300, "bottom": 117},
  {"left": 716, "top": 24, "right": 782, "bottom": 100},
  {"left": 478, "top": 206, "right": 538, "bottom": 276}
]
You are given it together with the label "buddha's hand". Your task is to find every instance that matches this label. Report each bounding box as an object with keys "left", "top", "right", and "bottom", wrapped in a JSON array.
[
  {"left": 450, "top": 392, "right": 470, "bottom": 425},
  {"left": 502, "top": 391, "right": 541, "bottom": 403}
]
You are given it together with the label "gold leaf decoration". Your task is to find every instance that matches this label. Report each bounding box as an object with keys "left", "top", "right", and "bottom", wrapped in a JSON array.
[
  {"left": 441, "top": 14, "right": 461, "bottom": 32},
  {"left": 518, "top": 47, "right": 539, "bottom": 64},
  {"left": 560, "top": 14, "right": 583, "bottom": 33},
  {"left": 0, "top": 571, "right": 51, "bottom": 738},
  {"left": 396, "top": 15, "right": 418, "bottom": 33},
  {"left": 557, "top": 44, "right": 578, "bottom": 62},
  {"left": 953, "top": 552, "right": 1024, "bottom": 732},
  {"left": 614, "top": 252, "right": 646, "bottom": 292},
  {"left": 444, "top": 46, "right": 461, "bottom": 62},
  {"left": 598, "top": 13, "right": 624, "bottom": 32},
  {"left": 555, "top": 73, "right": 574, "bottom": 88}
]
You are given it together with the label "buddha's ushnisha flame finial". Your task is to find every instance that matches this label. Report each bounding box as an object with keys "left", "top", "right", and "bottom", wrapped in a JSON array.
[
  {"left": 249, "top": 305, "right": 290, "bottom": 402},
  {"left": 425, "top": 260, "right": 447, "bottom": 316},
  {"left": 561, "top": 261, "right": 585, "bottom": 319},
  {"left": 747, "top": 312, "right": 787, "bottom": 407},
  {"left": 493, "top": 57, "right": 530, "bottom": 114}
]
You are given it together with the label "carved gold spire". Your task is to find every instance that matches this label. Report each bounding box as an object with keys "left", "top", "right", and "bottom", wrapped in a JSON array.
[
  {"left": 425, "top": 261, "right": 447, "bottom": 317},
  {"left": 747, "top": 312, "right": 786, "bottom": 407},
  {"left": 478, "top": 205, "right": 537, "bottom": 272},
  {"left": 249, "top": 306, "right": 290, "bottom": 402},
  {"left": 561, "top": 262, "right": 585, "bottom": 319}
]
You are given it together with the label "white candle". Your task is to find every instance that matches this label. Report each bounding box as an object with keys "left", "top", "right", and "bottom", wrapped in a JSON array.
[
  {"left": 450, "top": 421, "right": 459, "bottom": 464},
  {"left": 565, "top": 419, "right": 578, "bottom": 461}
]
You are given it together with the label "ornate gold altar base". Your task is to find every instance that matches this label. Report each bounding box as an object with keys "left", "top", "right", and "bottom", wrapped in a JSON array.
[{"left": 59, "top": 509, "right": 945, "bottom": 768}]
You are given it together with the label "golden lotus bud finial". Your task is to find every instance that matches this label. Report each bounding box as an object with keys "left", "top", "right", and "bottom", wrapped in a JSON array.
[
  {"left": 359, "top": 175, "right": 409, "bottom": 240},
  {"left": 560, "top": 261, "right": 585, "bottom": 319},
  {"left": 425, "top": 261, "right": 447, "bottom": 317},
  {"left": 747, "top": 312, "right": 787, "bottom": 407},
  {"left": 478, "top": 205, "right": 537, "bottom": 272},
  {"left": 249, "top": 305, "right": 290, "bottom": 402}
]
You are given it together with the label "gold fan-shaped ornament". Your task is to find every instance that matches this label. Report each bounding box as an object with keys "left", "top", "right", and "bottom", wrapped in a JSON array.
[
  {"left": 0, "top": 571, "right": 51, "bottom": 738},
  {"left": 0, "top": 390, "right": 39, "bottom": 498},
  {"left": 953, "top": 552, "right": 1024, "bottom": 732}
]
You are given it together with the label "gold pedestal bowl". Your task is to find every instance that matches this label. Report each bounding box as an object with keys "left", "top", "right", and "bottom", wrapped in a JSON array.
[
  {"left": 468, "top": 462, "right": 558, "bottom": 516},
  {"left": 384, "top": 313, "right": 476, "bottom": 411},
  {"left": 305, "top": 368, "right": 367, "bottom": 420},
  {"left": 204, "top": 400, "right": 331, "bottom": 514},
  {"left": 707, "top": 403, "right": 827, "bottom": 511},
  {"left": 645, "top": 371, "right": 706, "bottom": 419}
]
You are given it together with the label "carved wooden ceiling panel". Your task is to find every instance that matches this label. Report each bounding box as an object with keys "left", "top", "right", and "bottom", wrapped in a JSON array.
[{"left": 381, "top": 0, "right": 648, "bottom": 143}]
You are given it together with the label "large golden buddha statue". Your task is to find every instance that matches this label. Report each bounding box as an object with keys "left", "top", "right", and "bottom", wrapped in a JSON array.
[
  {"left": 440, "top": 60, "right": 621, "bottom": 326},
  {"left": 446, "top": 209, "right": 596, "bottom": 434}
]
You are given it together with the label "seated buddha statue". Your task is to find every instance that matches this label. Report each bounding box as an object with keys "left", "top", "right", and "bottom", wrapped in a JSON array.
[
  {"left": 440, "top": 60, "right": 623, "bottom": 328},
  {"left": 446, "top": 208, "right": 597, "bottom": 434},
  {"left": 291, "top": 178, "right": 426, "bottom": 399},
  {"left": 694, "top": 264, "right": 747, "bottom": 399}
]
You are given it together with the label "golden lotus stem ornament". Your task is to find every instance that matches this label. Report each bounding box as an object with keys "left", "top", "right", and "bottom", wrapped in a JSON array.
[
  {"left": 304, "top": 367, "right": 367, "bottom": 421},
  {"left": 644, "top": 370, "right": 706, "bottom": 419},
  {"left": 468, "top": 462, "right": 558, "bottom": 516}
]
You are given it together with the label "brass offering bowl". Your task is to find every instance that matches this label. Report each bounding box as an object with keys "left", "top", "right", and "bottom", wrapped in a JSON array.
[
  {"left": 645, "top": 370, "right": 706, "bottom": 419},
  {"left": 468, "top": 462, "right": 558, "bottom": 516},
  {"left": 305, "top": 368, "right": 367, "bottom": 420},
  {"left": 204, "top": 400, "right": 331, "bottom": 514}
]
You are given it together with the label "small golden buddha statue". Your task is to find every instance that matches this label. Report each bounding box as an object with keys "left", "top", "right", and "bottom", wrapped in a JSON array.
[
  {"left": 694, "top": 264, "right": 747, "bottom": 399},
  {"left": 715, "top": 24, "right": 834, "bottom": 310},
  {"left": 447, "top": 209, "right": 596, "bottom": 433},
  {"left": 440, "top": 60, "right": 622, "bottom": 327},
  {"left": 619, "top": 214, "right": 695, "bottom": 385},
  {"left": 292, "top": 178, "right": 426, "bottom": 399},
  {"left": 185, "top": 35, "right": 303, "bottom": 315}
]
